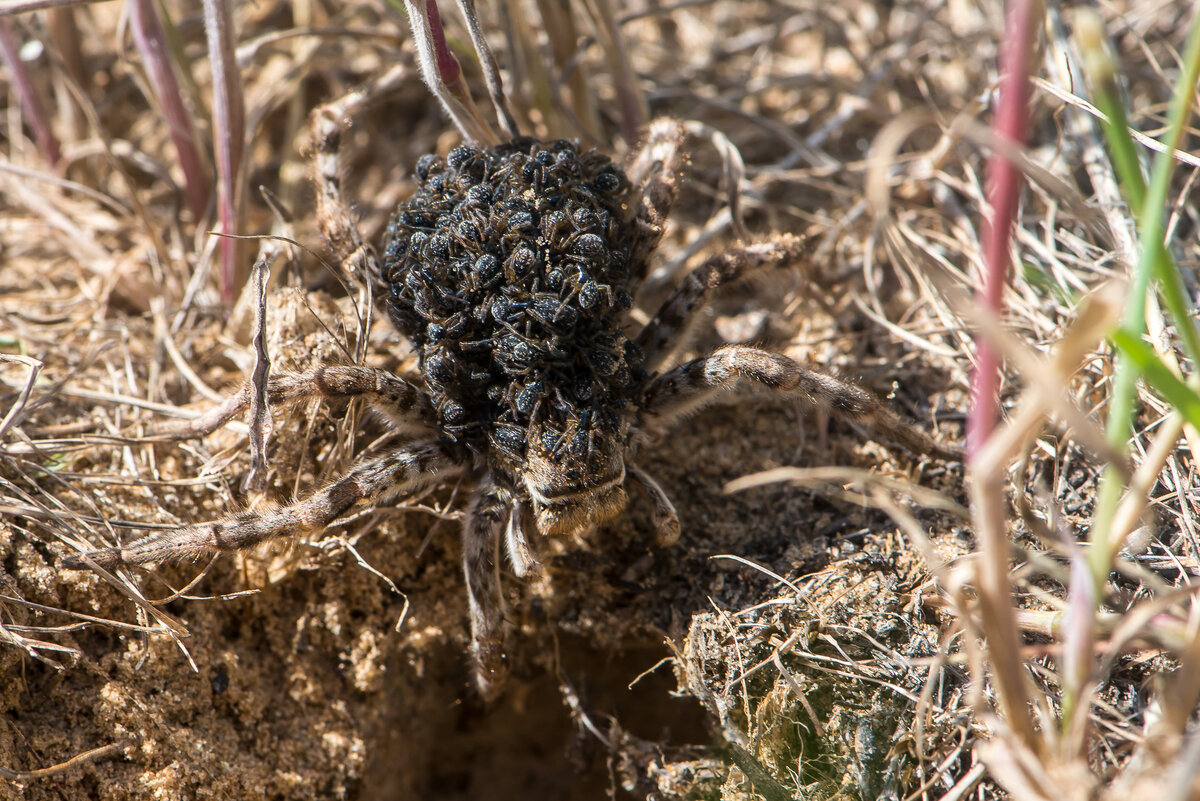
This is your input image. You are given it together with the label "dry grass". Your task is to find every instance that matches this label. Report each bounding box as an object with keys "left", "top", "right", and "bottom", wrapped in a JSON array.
[{"left": 1, "top": 1, "right": 1198, "bottom": 799}]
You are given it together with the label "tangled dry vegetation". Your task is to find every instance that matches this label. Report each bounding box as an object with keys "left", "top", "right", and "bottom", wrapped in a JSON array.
[{"left": 1, "top": 1, "right": 1198, "bottom": 799}]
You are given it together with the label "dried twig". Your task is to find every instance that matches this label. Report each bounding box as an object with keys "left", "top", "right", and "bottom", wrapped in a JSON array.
[{"left": 0, "top": 738, "right": 136, "bottom": 781}]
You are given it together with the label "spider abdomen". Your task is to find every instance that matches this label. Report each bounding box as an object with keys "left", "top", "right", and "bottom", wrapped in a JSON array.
[{"left": 382, "top": 138, "right": 645, "bottom": 463}]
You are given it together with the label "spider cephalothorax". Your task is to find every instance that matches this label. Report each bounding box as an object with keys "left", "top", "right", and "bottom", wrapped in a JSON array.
[{"left": 64, "top": 80, "right": 958, "bottom": 701}]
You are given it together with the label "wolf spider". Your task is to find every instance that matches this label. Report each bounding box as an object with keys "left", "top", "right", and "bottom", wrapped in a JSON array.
[{"left": 65, "top": 58, "right": 957, "bottom": 701}]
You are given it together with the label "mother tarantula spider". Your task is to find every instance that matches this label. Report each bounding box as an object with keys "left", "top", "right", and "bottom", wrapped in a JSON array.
[{"left": 66, "top": 54, "right": 956, "bottom": 701}]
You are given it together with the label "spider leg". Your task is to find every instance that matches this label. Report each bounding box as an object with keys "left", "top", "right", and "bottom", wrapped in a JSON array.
[
  {"left": 626, "top": 463, "right": 680, "bottom": 546},
  {"left": 638, "top": 345, "right": 960, "bottom": 460},
  {"left": 63, "top": 441, "right": 460, "bottom": 570},
  {"left": 151, "top": 366, "right": 435, "bottom": 440},
  {"left": 624, "top": 118, "right": 686, "bottom": 283},
  {"left": 505, "top": 502, "right": 541, "bottom": 579},
  {"left": 310, "top": 64, "right": 410, "bottom": 301},
  {"left": 635, "top": 235, "right": 808, "bottom": 374},
  {"left": 461, "top": 480, "right": 510, "bottom": 700}
]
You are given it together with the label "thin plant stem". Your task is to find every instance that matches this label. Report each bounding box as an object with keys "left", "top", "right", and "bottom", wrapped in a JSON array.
[
  {"left": 1089, "top": 8, "right": 1200, "bottom": 575},
  {"left": 203, "top": 0, "right": 246, "bottom": 304},
  {"left": 129, "top": 0, "right": 210, "bottom": 219},
  {"left": 404, "top": 0, "right": 499, "bottom": 145},
  {"left": 967, "top": 0, "right": 1042, "bottom": 752},
  {"left": 0, "top": 19, "right": 62, "bottom": 166},
  {"left": 454, "top": 0, "right": 519, "bottom": 138}
]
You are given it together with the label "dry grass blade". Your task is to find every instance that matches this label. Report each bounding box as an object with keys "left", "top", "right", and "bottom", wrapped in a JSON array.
[
  {"left": 453, "top": 0, "right": 519, "bottom": 138},
  {"left": 0, "top": 616, "right": 79, "bottom": 669},
  {"left": 0, "top": 355, "right": 43, "bottom": 440},
  {"left": 969, "top": 282, "right": 1126, "bottom": 474},
  {"left": 0, "top": 0, "right": 102, "bottom": 14},
  {"left": 725, "top": 465, "right": 968, "bottom": 518},
  {"left": 682, "top": 120, "right": 748, "bottom": 241},
  {"left": 242, "top": 248, "right": 276, "bottom": 494},
  {"left": 576, "top": 0, "right": 646, "bottom": 143},
  {"left": 530, "top": 0, "right": 600, "bottom": 140}
]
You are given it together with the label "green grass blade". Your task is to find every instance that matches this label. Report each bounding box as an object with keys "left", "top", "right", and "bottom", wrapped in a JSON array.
[{"left": 1111, "top": 330, "right": 1200, "bottom": 431}]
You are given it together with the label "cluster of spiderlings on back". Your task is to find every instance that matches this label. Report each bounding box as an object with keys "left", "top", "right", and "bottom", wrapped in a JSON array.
[{"left": 381, "top": 138, "right": 646, "bottom": 462}]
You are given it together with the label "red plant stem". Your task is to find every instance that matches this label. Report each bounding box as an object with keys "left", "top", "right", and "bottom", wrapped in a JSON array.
[
  {"left": 204, "top": 0, "right": 245, "bottom": 305},
  {"left": 967, "top": 0, "right": 1038, "bottom": 456},
  {"left": 968, "top": 0, "right": 1043, "bottom": 754},
  {"left": 426, "top": 0, "right": 476, "bottom": 112},
  {"left": 129, "top": 0, "right": 210, "bottom": 219},
  {"left": 426, "top": 0, "right": 461, "bottom": 89},
  {"left": 0, "top": 19, "right": 61, "bottom": 167}
]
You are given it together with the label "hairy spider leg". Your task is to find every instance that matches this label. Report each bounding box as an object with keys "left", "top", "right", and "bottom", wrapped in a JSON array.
[
  {"left": 624, "top": 118, "right": 686, "bottom": 282},
  {"left": 637, "top": 345, "right": 960, "bottom": 461},
  {"left": 310, "top": 64, "right": 410, "bottom": 302},
  {"left": 626, "top": 462, "right": 680, "bottom": 546},
  {"left": 63, "top": 442, "right": 460, "bottom": 570},
  {"left": 505, "top": 501, "right": 541, "bottom": 579},
  {"left": 635, "top": 235, "right": 808, "bottom": 374},
  {"left": 461, "top": 480, "right": 510, "bottom": 700},
  {"left": 150, "top": 365, "right": 436, "bottom": 440}
]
